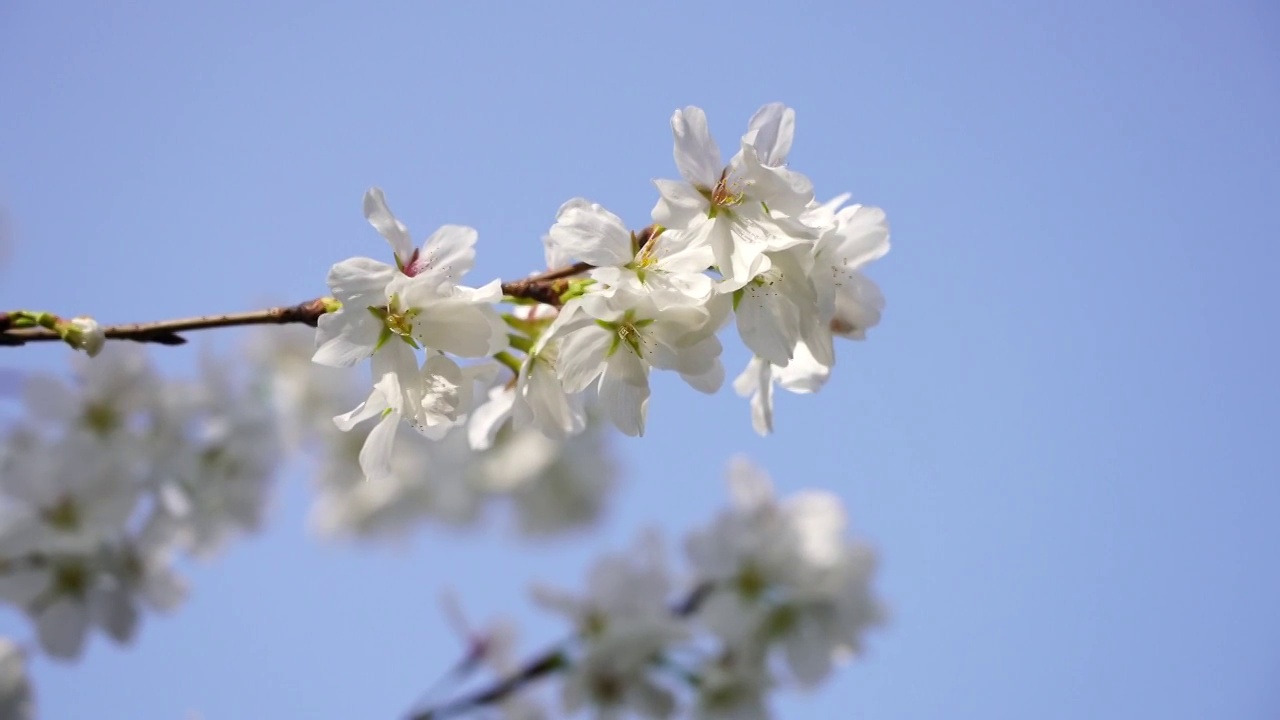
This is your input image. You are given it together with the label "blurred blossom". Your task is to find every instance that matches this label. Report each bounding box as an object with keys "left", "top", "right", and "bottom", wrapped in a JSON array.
[{"left": 0, "top": 638, "right": 33, "bottom": 720}]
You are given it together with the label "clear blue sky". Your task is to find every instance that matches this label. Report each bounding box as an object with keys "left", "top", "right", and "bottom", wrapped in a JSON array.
[{"left": 1, "top": 2, "right": 1278, "bottom": 718}]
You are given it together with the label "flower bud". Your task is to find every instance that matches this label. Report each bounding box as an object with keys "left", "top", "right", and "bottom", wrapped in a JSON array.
[{"left": 62, "top": 316, "right": 106, "bottom": 357}]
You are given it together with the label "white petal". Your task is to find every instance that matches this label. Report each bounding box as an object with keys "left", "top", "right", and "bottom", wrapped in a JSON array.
[
  {"left": 467, "top": 387, "right": 515, "bottom": 450},
  {"left": 831, "top": 274, "right": 886, "bottom": 339},
  {"left": 785, "top": 491, "right": 848, "bottom": 567},
  {"left": 775, "top": 342, "right": 831, "bottom": 394},
  {"left": 548, "top": 200, "right": 634, "bottom": 267},
  {"left": 672, "top": 333, "right": 722, "bottom": 379},
  {"left": 743, "top": 103, "right": 795, "bottom": 166},
  {"left": 413, "top": 224, "right": 478, "bottom": 286},
  {"left": 334, "top": 383, "right": 392, "bottom": 432},
  {"left": 681, "top": 359, "right": 724, "bottom": 395},
  {"left": 735, "top": 286, "right": 799, "bottom": 367},
  {"left": 557, "top": 327, "right": 612, "bottom": 393},
  {"left": 832, "top": 205, "right": 891, "bottom": 270},
  {"left": 672, "top": 106, "right": 723, "bottom": 188},
  {"left": 326, "top": 256, "right": 395, "bottom": 303},
  {"left": 651, "top": 179, "right": 710, "bottom": 230},
  {"left": 417, "top": 353, "right": 465, "bottom": 426},
  {"left": 414, "top": 301, "right": 506, "bottom": 357},
  {"left": 37, "top": 599, "right": 90, "bottom": 659},
  {"left": 726, "top": 456, "right": 775, "bottom": 511},
  {"left": 599, "top": 350, "right": 650, "bottom": 437},
  {"left": 783, "top": 618, "right": 835, "bottom": 687},
  {"left": 363, "top": 187, "right": 415, "bottom": 266},
  {"left": 519, "top": 361, "right": 584, "bottom": 437},
  {"left": 358, "top": 413, "right": 399, "bottom": 484},
  {"left": 800, "top": 315, "right": 836, "bottom": 369},
  {"left": 312, "top": 311, "right": 382, "bottom": 367},
  {"left": 92, "top": 583, "right": 138, "bottom": 643}
]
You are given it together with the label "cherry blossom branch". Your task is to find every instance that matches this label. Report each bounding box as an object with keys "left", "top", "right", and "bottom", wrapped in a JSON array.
[
  {"left": 0, "top": 299, "right": 334, "bottom": 348},
  {"left": 0, "top": 258, "right": 610, "bottom": 350},
  {"left": 408, "top": 582, "right": 712, "bottom": 720}
]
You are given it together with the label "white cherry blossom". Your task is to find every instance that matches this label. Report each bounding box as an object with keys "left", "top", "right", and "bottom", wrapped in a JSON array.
[
  {"left": 805, "top": 198, "right": 890, "bottom": 338},
  {"left": 732, "top": 342, "right": 831, "bottom": 436},
  {"left": 552, "top": 291, "right": 723, "bottom": 436},
  {"left": 0, "top": 638, "right": 33, "bottom": 720},
  {"left": 314, "top": 188, "right": 505, "bottom": 367},
  {"left": 652, "top": 105, "right": 818, "bottom": 291},
  {"left": 547, "top": 198, "right": 714, "bottom": 310},
  {"left": 533, "top": 531, "right": 685, "bottom": 720},
  {"left": 468, "top": 304, "right": 586, "bottom": 451},
  {"left": 334, "top": 347, "right": 465, "bottom": 484},
  {"left": 684, "top": 458, "right": 883, "bottom": 686},
  {"left": 732, "top": 249, "right": 823, "bottom": 368}
]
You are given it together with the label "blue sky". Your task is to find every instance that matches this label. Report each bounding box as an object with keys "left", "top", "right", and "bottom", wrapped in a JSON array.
[{"left": 1, "top": 1, "right": 1278, "bottom": 718}]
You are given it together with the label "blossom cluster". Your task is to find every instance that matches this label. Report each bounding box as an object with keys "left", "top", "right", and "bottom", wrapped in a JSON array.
[
  {"left": 0, "top": 345, "right": 279, "bottom": 661},
  {"left": 0, "top": 328, "right": 615, "bottom": 668},
  {"left": 316, "top": 103, "right": 889, "bottom": 483},
  {"left": 252, "top": 326, "right": 616, "bottom": 540},
  {"left": 417, "top": 459, "right": 883, "bottom": 720},
  {"left": 0, "top": 101, "right": 891, "bottom": 718}
]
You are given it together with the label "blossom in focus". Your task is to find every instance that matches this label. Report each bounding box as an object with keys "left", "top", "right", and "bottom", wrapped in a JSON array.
[
  {"left": 732, "top": 342, "right": 831, "bottom": 437},
  {"left": 333, "top": 347, "right": 464, "bottom": 484},
  {"left": 468, "top": 303, "right": 585, "bottom": 451},
  {"left": 652, "top": 104, "right": 817, "bottom": 290},
  {"left": 547, "top": 198, "right": 715, "bottom": 310},
  {"left": 314, "top": 188, "right": 505, "bottom": 367},
  {"left": 805, "top": 196, "right": 889, "bottom": 343},
  {"left": 552, "top": 290, "right": 724, "bottom": 436}
]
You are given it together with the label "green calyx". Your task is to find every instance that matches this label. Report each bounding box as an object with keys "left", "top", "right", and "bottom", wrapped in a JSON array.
[
  {"left": 558, "top": 278, "right": 596, "bottom": 305},
  {"left": 5, "top": 310, "right": 58, "bottom": 330},
  {"left": 493, "top": 351, "right": 523, "bottom": 375}
]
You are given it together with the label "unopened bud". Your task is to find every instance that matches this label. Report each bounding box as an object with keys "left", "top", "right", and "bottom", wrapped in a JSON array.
[{"left": 60, "top": 316, "right": 106, "bottom": 357}]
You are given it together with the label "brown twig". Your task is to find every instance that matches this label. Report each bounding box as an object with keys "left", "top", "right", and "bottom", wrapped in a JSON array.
[
  {"left": 0, "top": 298, "right": 332, "bottom": 348},
  {"left": 407, "top": 581, "right": 712, "bottom": 720},
  {"left": 0, "top": 257, "right": 611, "bottom": 350}
]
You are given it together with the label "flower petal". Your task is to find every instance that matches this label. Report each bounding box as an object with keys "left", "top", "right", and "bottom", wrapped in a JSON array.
[
  {"left": 599, "top": 350, "right": 650, "bottom": 436},
  {"left": 557, "top": 327, "right": 611, "bottom": 393},
  {"left": 413, "top": 224, "right": 478, "bottom": 287},
  {"left": 743, "top": 103, "right": 795, "bottom": 167},
  {"left": 671, "top": 106, "right": 723, "bottom": 188},
  {"left": 313, "top": 311, "right": 382, "bottom": 367},
  {"left": 413, "top": 301, "right": 507, "bottom": 357},
  {"left": 548, "top": 199, "right": 633, "bottom": 267},
  {"left": 363, "top": 187, "right": 414, "bottom": 265}
]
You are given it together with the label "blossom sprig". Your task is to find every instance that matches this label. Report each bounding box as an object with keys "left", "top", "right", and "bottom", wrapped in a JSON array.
[
  {"left": 325, "top": 102, "right": 889, "bottom": 474},
  {"left": 409, "top": 458, "right": 884, "bottom": 720}
]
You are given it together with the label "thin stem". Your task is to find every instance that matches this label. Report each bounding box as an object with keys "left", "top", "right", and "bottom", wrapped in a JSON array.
[
  {"left": 0, "top": 258, "right": 609, "bottom": 350},
  {"left": 407, "top": 582, "right": 713, "bottom": 720},
  {"left": 0, "top": 298, "right": 332, "bottom": 348}
]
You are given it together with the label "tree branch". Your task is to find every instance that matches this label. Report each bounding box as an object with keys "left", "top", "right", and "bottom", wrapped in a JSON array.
[
  {"left": 407, "top": 581, "right": 712, "bottom": 720},
  {"left": 0, "top": 258, "right": 607, "bottom": 350},
  {"left": 0, "top": 298, "right": 332, "bottom": 348}
]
